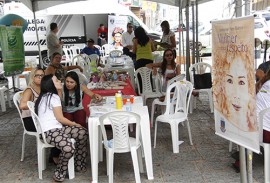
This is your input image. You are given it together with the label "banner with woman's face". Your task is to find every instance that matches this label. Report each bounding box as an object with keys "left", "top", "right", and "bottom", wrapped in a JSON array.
[
  {"left": 212, "top": 16, "right": 260, "bottom": 153},
  {"left": 108, "top": 15, "right": 127, "bottom": 51}
]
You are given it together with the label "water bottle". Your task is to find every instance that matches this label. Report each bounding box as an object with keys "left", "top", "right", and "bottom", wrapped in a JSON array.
[
  {"left": 113, "top": 71, "right": 118, "bottom": 81},
  {"left": 115, "top": 92, "right": 123, "bottom": 110},
  {"left": 125, "top": 98, "right": 132, "bottom": 112}
]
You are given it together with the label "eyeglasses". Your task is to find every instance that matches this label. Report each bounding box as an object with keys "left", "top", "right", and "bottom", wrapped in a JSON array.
[
  {"left": 69, "top": 96, "right": 73, "bottom": 106},
  {"left": 128, "top": 26, "right": 133, "bottom": 28},
  {"left": 34, "top": 74, "right": 44, "bottom": 78},
  {"left": 165, "top": 53, "right": 173, "bottom": 57}
]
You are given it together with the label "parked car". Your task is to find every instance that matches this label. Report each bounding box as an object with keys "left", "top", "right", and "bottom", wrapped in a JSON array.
[
  {"left": 253, "top": 10, "right": 270, "bottom": 26},
  {"left": 197, "top": 18, "right": 270, "bottom": 56},
  {"left": 254, "top": 18, "right": 270, "bottom": 42}
]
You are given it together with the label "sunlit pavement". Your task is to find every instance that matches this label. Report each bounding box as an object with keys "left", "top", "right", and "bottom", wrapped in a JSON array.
[
  {"left": 0, "top": 54, "right": 267, "bottom": 182},
  {"left": 0, "top": 89, "right": 265, "bottom": 182}
]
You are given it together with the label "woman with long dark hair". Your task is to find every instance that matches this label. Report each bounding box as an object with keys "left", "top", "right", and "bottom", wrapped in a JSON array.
[
  {"left": 35, "top": 74, "right": 88, "bottom": 182},
  {"left": 146, "top": 48, "right": 180, "bottom": 91},
  {"left": 63, "top": 71, "right": 102, "bottom": 128},
  {"left": 133, "top": 26, "right": 155, "bottom": 70}
]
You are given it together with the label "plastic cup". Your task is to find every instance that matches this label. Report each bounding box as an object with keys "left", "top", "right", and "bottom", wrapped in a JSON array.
[
  {"left": 123, "top": 98, "right": 127, "bottom": 105},
  {"left": 130, "top": 95, "right": 134, "bottom": 104}
]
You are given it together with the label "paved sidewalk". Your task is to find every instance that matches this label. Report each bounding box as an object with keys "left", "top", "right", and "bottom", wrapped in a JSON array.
[{"left": 0, "top": 92, "right": 265, "bottom": 183}]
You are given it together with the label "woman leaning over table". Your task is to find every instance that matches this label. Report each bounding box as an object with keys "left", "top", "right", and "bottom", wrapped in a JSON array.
[
  {"left": 19, "top": 67, "right": 45, "bottom": 132},
  {"left": 146, "top": 48, "right": 180, "bottom": 92},
  {"left": 133, "top": 26, "right": 155, "bottom": 70},
  {"left": 35, "top": 74, "right": 88, "bottom": 182},
  {"left": 63, "top": 71, "right": 102, "bottom": 128}
]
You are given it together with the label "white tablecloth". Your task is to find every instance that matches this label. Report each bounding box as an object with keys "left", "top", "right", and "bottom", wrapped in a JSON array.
[
  {"left": 104, "top": 55, "right": 135, "bottom": 89},
  {"left": 88, "top": 96, "right": 154, "bottom": 183}
]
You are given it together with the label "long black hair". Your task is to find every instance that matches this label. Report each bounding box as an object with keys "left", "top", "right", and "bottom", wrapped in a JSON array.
[
  {"left": 134, "top": 26, "right": 149, "bottom": 46},
  {"left": 160, "top": 49, "right": 176, "bottom": 76},
  {"left": 35, "top": 74, "right": 58, "bottom": 115},
  {"left": 161, "top": 20, "right": 170, "bottom": 35},
  {"left": 64, "top": 71, "right": 81, "bottom": 107}
]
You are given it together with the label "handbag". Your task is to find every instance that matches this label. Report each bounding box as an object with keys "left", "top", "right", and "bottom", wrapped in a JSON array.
[{"left": 193, "top": 72, "right": 212, "bottom": 89}]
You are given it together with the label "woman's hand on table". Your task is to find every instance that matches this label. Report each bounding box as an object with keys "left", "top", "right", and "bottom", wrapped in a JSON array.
[{"left": 92, "top": 93, "right": 102, "bottom": 101}]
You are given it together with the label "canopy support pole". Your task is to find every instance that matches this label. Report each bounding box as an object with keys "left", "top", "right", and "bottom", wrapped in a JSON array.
[{"left": 32, "top": 0, "right": 43, "bottom": 68}]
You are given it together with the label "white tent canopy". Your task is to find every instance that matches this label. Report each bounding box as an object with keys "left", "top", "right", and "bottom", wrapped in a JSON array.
[
  {"left": 20, "top": 0, "right": 87, "bottom": 12},
  {"left": 148, "top": 0, "right": 213, "bottom": 8},
  {"left": 45, "top": 0, "right": 131, "bottom": 15}
]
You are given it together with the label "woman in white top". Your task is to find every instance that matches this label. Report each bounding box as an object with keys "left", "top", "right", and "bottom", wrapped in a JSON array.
[
  {"left": 155, "top": 20, "right": 176, "bottom": 56},
  {"left": 256, "top": 70, "right": 270, "bottom": 143},
  {"left": 146, "top": 48, "right": 180, "bottom": 92},
  {"left": 35, "top": 74, "right": 87, "bottom": 182}
]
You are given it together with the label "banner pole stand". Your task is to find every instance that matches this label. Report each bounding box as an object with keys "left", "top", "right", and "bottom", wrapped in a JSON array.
[
  {"left": 247, "top": 149, "right": 253, "bottom": 183},
  {"left": 240, "top": 146, "right": 247, "bottom": 183}
]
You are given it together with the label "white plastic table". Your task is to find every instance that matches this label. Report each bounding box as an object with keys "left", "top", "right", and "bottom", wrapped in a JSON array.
[
  {"left": 104, "top": 55, "right": 135, "bottom": 89},
  {"left": 88, "top": 96, "right": 154, "bottom": 183}
]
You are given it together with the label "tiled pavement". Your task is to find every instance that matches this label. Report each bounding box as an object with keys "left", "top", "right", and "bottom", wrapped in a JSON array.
[{"left": 0, "top": 90, "right": 265, "bottom": 183}]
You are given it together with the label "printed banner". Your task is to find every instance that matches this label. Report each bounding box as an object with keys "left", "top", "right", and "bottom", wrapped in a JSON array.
[
  {"left": 212, "top": 16, "right": 260, "bottom": 153},
  {"left": 0, "top": 25, "right": 25, "bottom": 76},
  {"left": 108, "top": 15, "right": 127, "bottom": 51}
]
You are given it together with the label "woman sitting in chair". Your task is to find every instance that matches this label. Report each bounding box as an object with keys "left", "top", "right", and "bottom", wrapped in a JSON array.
[
  {"left": 63, "top": 71, "right": 102, "bottom": 128},
  {"left": 146, "top": 48, "right": 180, "bottom": 92},
  {"left": 45, "top": 52, "right": 83, "bottom": 82},
  {"left": 20, "top": 67, "right": 45, "bottom": 132},
  {"left": 35, "top": 74, "right": 88, "bottom": 182}
]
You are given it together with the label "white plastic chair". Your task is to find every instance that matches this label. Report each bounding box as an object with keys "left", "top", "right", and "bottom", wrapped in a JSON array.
[
  {"left": 16, "top": 71, "right": 31, "bottom": 89},
  {"left": 258, "top": 107, "right": 270, "bottom": 183},
  {"left": 70, "top": 46, "right": 81, "bottom": 57},
  {"left": 71, "top": 54, "right": 85, "bottom": 66},
  {"left": 62, "top": 48, "right": 73, "bottom": 66},
  {"left": 154, "top": 80, "right": 193, "bottom": 153},
  {"left": 109, "top": 49, "right": 122, "bottom": 58},
  {"left": 0, "top": 83, "right": 12, "bottom": 112},
  {"left": 189, "top": 62, "right": 213, "bottom": 113},
  {"left": 87, "top": 54, "right": 99, "bottom": 73},
  {"left": 101, "top": 44, "right": 111, "bottom": 56},
  {"left": 150, "top": 74, "right": 186, "bottom": 127},
  {"left": 13, "top": 91, "right": 39, "bottom": 161},
  {"left": 99, "top": 111, "right": 144, "bottom": 183},
  {"left": 27, "top": 101, "right": 75, "bottom": 180},
  {"left": 134, "top": 67, "right": 163, "bottom": 105}
]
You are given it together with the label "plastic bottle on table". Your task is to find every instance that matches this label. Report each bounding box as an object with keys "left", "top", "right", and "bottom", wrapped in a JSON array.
[
  {"left": 113, "top": 71, "right": 118, "bottom": 81},
  {"left": 125, "top": 98, "right": 132, "bottom": 112},
  {"left": 115, "top": 92, "right": 123, "bottom": 110}
]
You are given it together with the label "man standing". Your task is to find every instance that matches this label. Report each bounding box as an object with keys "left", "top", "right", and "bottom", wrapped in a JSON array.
[
  {"left": 122, "top": 23, "right": 135, "bottom": 59},
  {"left": 46, "top": 23, "right": 63, "bottom": 59}
]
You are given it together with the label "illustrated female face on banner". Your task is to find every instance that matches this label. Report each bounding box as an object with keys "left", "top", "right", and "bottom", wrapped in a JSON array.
[
  {"left": 224, "top": 56, "right": 250, "bottom": 130},
  {"left": 113, "top": 32, "right": 122, "bottom": 45}
]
